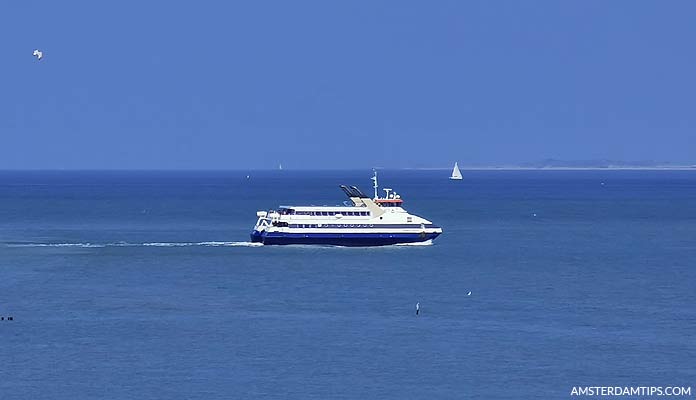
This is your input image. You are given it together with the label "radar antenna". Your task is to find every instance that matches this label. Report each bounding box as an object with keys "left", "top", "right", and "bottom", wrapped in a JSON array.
[{"left": 371, "top": 169, "right": 378, "bottom": 199}]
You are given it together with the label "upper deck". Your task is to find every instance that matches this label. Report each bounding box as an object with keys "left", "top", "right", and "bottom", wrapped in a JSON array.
[{"left": 276, "top": 206, "right": 371, "bottom": 217}]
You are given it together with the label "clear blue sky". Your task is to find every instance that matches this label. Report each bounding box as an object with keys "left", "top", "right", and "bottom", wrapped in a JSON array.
[{"left": 2, "top": 1, "right": 695, "bottom": 169}]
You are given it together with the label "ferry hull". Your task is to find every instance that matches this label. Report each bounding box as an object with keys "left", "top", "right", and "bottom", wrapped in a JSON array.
[{"left": 250, "top": 231, "right": 441, "bottom": 246}]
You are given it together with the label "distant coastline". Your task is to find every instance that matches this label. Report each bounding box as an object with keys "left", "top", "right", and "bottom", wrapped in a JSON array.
[
  {"left": 451, "top": 166, "right": 696, "bottom": 170},
  {"left": 409, "top": 159, "right": 696, "bottom": 171}
]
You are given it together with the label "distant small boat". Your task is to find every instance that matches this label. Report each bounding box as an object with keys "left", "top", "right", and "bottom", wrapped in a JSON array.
[{"left": 450, "top": 162, "right": 463, "bottom": 180}]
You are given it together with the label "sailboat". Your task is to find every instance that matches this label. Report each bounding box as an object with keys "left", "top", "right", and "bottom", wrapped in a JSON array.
[
  {"left": 279, "top": 163, "right": 283, "bottom": 171},
  {"left": 450, "top": 162, "right": 463, "bottom": 180}
]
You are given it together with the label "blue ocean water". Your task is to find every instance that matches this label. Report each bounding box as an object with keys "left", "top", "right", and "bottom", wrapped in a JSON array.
[{"left": 1, "top": 170, "right": 695, "bottom": 399}]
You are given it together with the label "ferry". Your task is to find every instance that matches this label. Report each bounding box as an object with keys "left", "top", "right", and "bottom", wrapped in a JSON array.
[{"left": 250, "top": 172, "right": 443, "bottom": 246}]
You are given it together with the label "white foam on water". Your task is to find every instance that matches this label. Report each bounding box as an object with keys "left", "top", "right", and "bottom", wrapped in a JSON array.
[
  {"left": 5, "top": 243, "right": 106, "bottom": 248},
  {"left": 196, "top": 241, "right": 263, "bottom": 247},
  {"left": 141, "top": 242, "right": 195, "bottom": 247},
  {"left": 141, "top": 241, "right": 264, "bottom": 247},
  {"left": 4, "top": 241, "right": 263, "bottom": 248},
  {"left": 394, "top": 240, "right": 434, "bottom": 246}
]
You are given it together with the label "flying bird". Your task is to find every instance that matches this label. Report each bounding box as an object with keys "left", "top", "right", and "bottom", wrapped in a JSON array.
[{"left": 33, "top": 49, "right": 43, "bottom": 61}]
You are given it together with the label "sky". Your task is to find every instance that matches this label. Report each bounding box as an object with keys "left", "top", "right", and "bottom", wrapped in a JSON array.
[{"left": 1, "top": 1, "right": 695, "bottom": 169}]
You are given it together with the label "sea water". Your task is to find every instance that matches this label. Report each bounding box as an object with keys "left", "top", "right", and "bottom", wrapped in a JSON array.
[{"left": 1, "top": 170, "right": 695, "bottom": 399}]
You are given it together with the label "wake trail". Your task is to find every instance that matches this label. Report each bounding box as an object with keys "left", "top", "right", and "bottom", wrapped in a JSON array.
[{"left": 3, "top": 241, "right": 263, "bottom": 248}]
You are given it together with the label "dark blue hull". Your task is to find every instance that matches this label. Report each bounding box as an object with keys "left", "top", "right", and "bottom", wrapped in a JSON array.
[{"left": 250, "top": 231, "right": 441, "bottom": 247}]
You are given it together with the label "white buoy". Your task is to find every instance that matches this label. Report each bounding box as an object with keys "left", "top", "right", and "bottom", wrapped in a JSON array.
[
  {"left": 532, "top": 213, "right": 537, "bottom": 217},
  {"left": 467, "top": 291, "right": 472, "bottom": 296},
  {"left": 415, "top": 302, "right": 420, "bottom": 315},
  {"left": 33, "top": 49, "right": 43, "bottom": 60}
]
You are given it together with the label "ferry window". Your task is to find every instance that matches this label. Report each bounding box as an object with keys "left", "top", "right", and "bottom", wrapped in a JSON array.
[{"left": 329, "top": 212, "right": 334, "bottom": 216}]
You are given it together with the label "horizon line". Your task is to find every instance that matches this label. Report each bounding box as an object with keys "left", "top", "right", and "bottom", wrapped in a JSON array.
[{"left": 1, "top": 166, "right": 696, "bottom": 172}]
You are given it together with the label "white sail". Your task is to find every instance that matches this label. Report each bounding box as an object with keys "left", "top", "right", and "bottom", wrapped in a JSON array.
[{"left": 450, "top": 162, "right": 463, "bottom": 180}]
